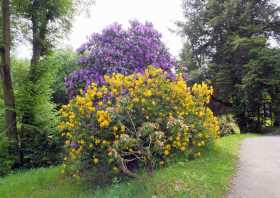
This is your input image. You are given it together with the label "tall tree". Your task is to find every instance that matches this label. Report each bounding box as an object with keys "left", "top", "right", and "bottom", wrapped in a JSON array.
[
  {"left": 178, "top": 0, "right": 280, "bottom": 130},
  {"left": 0, "top": 0, "right": 18, "bottom": 157}
]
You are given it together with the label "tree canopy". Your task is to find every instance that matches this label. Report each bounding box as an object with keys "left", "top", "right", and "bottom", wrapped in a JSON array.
[{"left": 178, "top": 0, "right": 280, "bottom": 129}]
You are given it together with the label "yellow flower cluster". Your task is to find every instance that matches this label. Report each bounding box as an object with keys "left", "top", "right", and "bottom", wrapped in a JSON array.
[
  {"left": 96, "top": 110, "right": 111, "bottom": 128},
  {"left": 58, "top": 65, "right": 220, "bottom": 178},
  {"left": 192, "top": 82, "right": 214, "bottom": 104}
]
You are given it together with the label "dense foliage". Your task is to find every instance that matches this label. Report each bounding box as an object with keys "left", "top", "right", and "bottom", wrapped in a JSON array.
[
  {"left": 0, "top": 51, "right": 78, "bottom": 172},
  {"left": 65, "top": 21, "right": 176, "bottom": 98},
  {"left": 48, "top": 50, "right": 80, "bottom": 106},
  {"left": 59, "top": 66, "right": 219, "bottom": 179},
  {"left": 178, "top": 0, "right": 280, "bottom": 130},
  {"left": 242, "top": 47, "right": 280, "bottom": 127},
  {"left": 12, "top": 58, "right": 62, "bottom": 167}
]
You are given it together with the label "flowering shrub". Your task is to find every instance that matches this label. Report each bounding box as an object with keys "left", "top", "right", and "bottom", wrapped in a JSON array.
[
  {"left": 59, "top": 66, "right": 219, "bottom": 179},
  {"left": 65, "top": 21, "right": 176, "bottom": 98},
  {"left": 218, "top": 114, "right": 240, "bottom": 136}
]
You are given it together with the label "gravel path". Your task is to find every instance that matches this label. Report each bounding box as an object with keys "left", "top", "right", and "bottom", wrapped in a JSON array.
[{"left": 228, "top": 136, "right": 280, "bottom": 198}]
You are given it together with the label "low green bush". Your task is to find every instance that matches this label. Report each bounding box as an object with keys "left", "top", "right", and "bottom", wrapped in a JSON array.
[
  {"left": 0, "top": 133, "right": 13, "bottom": 176},
  {"left": 218, "top": 114, "right": 240, "bottom": 136}
]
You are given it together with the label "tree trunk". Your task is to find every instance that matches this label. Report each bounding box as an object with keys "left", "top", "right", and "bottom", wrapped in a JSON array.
[
  {"left": 30, "top": 12, "right": 41, "bottom": 81},
  {"left": 1, "top": 0, "right": 18, "bottom": 158},
  {"left": 238, "top": 112, "right": 248, "bottom": 133},
  {"left": 275, "top": 112, "right": 280, "bottom": 127},
  {"left": 29, "top": 2, "right": 49, "bottom": 79},
  {"left": 272, "top": 97, "right": 280, "bottom": 127}
]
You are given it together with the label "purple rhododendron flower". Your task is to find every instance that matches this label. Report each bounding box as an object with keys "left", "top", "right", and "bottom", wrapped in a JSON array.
[
  {"left": 65, "top": 20, "right": 177, "bottom": 98},
  {"left": 70, "top": 141, "right": 78, "bottom": 148}
]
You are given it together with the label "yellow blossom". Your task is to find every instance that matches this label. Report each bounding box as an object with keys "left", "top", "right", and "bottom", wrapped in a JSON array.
[
  {"left": 164, "top": 150, "right": 170, "bottom": 156},
  {"left": 143, "top": 89, "right": 152, "bottom": 97}
]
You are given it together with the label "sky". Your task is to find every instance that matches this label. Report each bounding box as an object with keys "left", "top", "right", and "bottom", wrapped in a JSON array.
[
  {"left": 16, "top": 0, "right": 184, "bottom": 59},
  {"left": 16, "top": 0, "right": 280, "bottom": 59}
]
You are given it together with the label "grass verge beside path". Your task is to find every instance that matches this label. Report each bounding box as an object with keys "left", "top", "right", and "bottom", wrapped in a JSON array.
[{"left": 0, "top": 134, "right": 257, "bottom": 198}]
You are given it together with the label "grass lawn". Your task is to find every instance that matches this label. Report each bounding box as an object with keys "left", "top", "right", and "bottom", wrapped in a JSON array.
[{"left": 0, "top": 134, "right": 257, "bottom": 198}]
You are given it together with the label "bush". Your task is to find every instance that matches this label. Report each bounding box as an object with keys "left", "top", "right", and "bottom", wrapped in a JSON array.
[
  {"left": 65, "top": 20, "right": 176, "bottom": 98},
  {"left": 0, "top": 133, "right": 13, "bottom": 176},
  {"left": 218, "top": 114, "right": 240, "bottom": 136},
  {"left": 59, "top": 66, "right": 219, "bottom": 179},
  {"left": 12, "top": 58, "right": 62, "bottom": 167}
]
